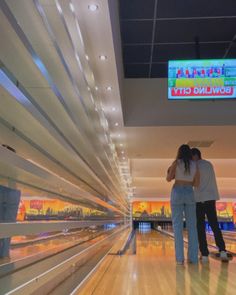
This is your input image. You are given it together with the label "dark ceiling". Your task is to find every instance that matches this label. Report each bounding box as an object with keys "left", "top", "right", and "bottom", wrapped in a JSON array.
[{"left": 119, "top": 0, "right": 236, "bottom": 78}]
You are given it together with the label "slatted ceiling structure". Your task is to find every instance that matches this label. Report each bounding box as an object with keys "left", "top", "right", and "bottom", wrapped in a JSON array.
[
  {"left": 120, "top": 0, "right": 236, "bottom": 78},
  {"left": 1, "top": 0, "right": 236, "bottom": 209},
  {"left": 0, "top": 145, "right": 121, "bottom": 213},
  {"left": 0, "top": 0, "right": 131, "bottom": 215}
]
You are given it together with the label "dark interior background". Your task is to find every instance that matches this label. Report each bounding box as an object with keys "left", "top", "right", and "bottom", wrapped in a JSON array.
[{"left": 119, "top": 0, "right": 236, "bottom": 78}]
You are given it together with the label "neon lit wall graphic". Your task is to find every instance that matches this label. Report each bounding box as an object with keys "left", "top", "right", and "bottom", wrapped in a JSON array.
[
  {"left": 133, "top": 201, "right": 235, "bottom": 223},
  {"left": 17, "top": 198, "right": 106, "bottom": 221}
]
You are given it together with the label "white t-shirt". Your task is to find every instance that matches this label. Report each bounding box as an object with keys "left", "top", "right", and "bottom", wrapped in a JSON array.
[
  {"left": 194, "top": 159, "right": 220, "bottom": 202},
  {"left": 175, "top": 160, "right": 196, "bottom": 182}
]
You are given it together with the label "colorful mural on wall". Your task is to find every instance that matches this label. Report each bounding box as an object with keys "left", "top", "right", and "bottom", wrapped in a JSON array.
[
  {"left": 233, "top": 203, "right": 236, "bottom": 224},
  {"left": 133, "top": 201, "right": 236, "bottom": 224},
  {"left": 17, "top": 197, "right": 106, "bottom": 221},
  {"left": 132, "top": 201, "right": 171, "bottom": 219},
  {"left": 215, "top": 202, "right": 233, "bottom": 221}
]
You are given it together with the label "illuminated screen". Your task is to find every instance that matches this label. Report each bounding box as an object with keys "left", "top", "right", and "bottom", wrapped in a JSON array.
[{"left": 168, "top": 59, "right": 236, "bottom": 100}]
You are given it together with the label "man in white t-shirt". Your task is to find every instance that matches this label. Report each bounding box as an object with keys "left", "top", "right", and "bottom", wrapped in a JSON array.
[{"left": 191, "top": 148, "right": 228, "bottom": 262}]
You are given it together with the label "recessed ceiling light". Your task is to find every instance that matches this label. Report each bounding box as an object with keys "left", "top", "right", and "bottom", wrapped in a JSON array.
[
  {"left": 120, "top": 143, "right": 123, "bottom": 147},
  {"left": 121, "top": 151, "right": 124, "bottom": 154},
  {"left": 69, "top": 3, "right": 75, "bottom": 12},
  {"left": 75, "top": 53, "right": 80, "bottom": 61},
  {"left": 115, "top": 122, "right": 119, "bottom": 126},
  {"left": 99, "top": 55, "right": 107, "bottom": 61},
  {"left": 118, "top": 134, "right": 121, "bottom": 137},
  {"left": 90, "top": 95, "right": 95, "bottom": 105},
  {"left": 95, "top": 86, "right": 98, "bottom": 91},
  {"left": 87, "top": 86, "right": 91, "bottom": 91},
  {"left": 112, "top": 107, "right": 116, "bottom": 112},
  {"left": 122, "top": 157, "right": 126, "bottom": 160},
  {"left": 88, "top": 4, "right": 98, "bottom": 11},
  {"left": 85, "top": 55, "right": 89, "bottom": 60},
  {"left": 56, "top": 3, "right": 63, "bottom": 13},
  {"left": 106, "top": 86, "right": 112, "bottom": 91}
]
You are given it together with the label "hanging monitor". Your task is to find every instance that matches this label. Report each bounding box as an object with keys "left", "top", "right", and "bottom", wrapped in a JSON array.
[{"left": 168, "top": 59, "right": 236, "bottom": 100}]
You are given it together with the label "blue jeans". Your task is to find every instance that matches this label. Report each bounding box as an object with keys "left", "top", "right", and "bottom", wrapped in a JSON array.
[
  {"left": 0, "top": 185, "right": 21, "bottom": 257},
  {"left": 171, "top": 185, "right": 198, "bottom": 263}
]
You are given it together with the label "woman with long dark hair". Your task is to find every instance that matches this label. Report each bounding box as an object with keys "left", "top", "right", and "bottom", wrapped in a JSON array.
[{"left": 167, "top": 144, "right": 199, "bottom": 264}]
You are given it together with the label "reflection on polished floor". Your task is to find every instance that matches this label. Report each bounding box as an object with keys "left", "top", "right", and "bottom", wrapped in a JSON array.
[
  {"left": 79, "top": 231, "right": 236, "bottom": 295},
  {"left": 0, "top": 229, "right": 98, "bottom": 266}
]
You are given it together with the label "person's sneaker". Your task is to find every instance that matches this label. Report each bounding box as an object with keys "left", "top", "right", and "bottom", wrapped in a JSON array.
[
  {"left": 200, "top": 256, "right": 209, "bottom": 263},
  {"left": 176, "top": 261, "right": 184, "bottom": 265},
  {"left": 220, "top": 251, "right": 229, "bottom": 262}
]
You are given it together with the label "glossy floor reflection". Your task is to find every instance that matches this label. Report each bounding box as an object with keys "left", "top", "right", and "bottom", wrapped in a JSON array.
[
  {"left": 0, "top": 230, "right": 115, "bottom": 294},
  {"left": 0, "top": 229, "right": 99, "bottom": 266},
  {"left": 79, "top": 230, "right": 236, "bottom": 295}
]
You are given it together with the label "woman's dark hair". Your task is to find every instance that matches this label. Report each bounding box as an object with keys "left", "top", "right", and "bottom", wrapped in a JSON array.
[
  {"left": 176, "top": 144, "right": 192, "bottom": 174},
  {"left": 191, "top": 148, "right": 202, "bottom": 159}
]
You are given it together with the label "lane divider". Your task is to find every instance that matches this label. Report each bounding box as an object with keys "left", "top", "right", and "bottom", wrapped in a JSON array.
[
  {"left": 70, "top": 228, "right": 131, "bottom": 295},
  {"left": 156, "top": 228, "right": 235, "bottom": 256}
]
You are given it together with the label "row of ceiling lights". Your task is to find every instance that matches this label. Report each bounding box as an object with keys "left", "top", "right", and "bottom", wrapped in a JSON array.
[
  {"left": 42, "top": 1, "right": 131, "bottom": 203},
  {"left": 85, "top": 3, "right": 127, "bottom": 162},
  {"left": 70, "top": 3, "right": 99, "bottom": 13},
  {"left": 81, "top": 2, "right": 131, "bottom": 194},
  {"left": 87, "top": 55, "right": 114, "bottom": 102}
]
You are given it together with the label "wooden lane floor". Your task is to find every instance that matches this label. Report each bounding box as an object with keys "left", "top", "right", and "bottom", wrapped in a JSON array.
[
  {"left": 78, "top": 230, "right": 236, "bottom": 295},
  {"left": 207, "top": 233, "right": 236, "bottom": 253},
  {"left": 163, "top": 227, "right": 236, "bottom": 253}
]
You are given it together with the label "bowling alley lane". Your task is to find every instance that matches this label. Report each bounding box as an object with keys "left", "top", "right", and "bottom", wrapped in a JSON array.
[
  {"left": 183, "top": 229, "right": 236, "bottom": 253},
  {"left": 207, "top": 231, "right": 236, "bottom": 253},
  {"left": 78, "top": 230, "right": 236, "bottom": 295},
  {"left": 160, "top": 225, "right": 236, "bottom": 254}
]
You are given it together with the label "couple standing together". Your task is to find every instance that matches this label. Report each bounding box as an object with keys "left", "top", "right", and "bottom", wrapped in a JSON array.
[{"left": 167, "top": 144, "right": 228, "bottom": 265}]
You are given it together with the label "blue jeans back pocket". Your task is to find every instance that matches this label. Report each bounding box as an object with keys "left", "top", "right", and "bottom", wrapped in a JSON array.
[{"left": 171, "top": 187, "right": 183, "bottom": 205}]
